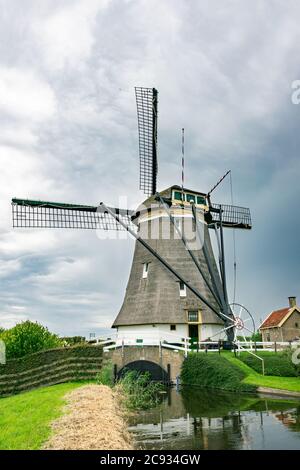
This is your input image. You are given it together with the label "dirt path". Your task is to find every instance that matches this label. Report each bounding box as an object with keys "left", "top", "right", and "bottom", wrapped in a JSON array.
[{"left": 44, "top": 384, "right": 134, "bottom": 450}]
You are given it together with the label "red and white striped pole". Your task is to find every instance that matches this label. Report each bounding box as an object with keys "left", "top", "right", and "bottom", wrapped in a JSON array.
[{"left": 181, "top": 128, "right": 184, "bottom": 202}]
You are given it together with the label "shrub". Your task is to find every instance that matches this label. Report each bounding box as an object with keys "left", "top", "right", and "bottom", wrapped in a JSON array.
[
  {"left": 118, "top": 370, "right": 164, "bottom": 410},
  {"left": 239, "top": 353, "right": 298, "bottom": 377},
  {"left": 1, "top": 321, "right": 62, "bottom": 359},
  {"left": 61, "top": 336, "right": 86, "bottom": 346},
  {"left": 181, "top": 353, "right": 256, "bottom": 393},
  {"left": 282, "top": 348, "right": 300, "bottom": 376},
  {"left": 96, "top": 360, "right": 114, "bottom": 387},
  {"left": 251, "top": 331, "right": 262, "bottom": 342}
]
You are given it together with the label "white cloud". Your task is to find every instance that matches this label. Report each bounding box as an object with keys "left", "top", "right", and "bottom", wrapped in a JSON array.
[
  {"left": 0, "top": 231, "right": 61, "bottom": 257},
  {"left": 1, "top": 125, "right": 38, "bottom": 147},
  {"left": 0, "top": 258, "right": 21, "bottom": 278},
  {"left": 0, "top": 67, "right": 56, "bottom": 122},
  {"left": 31, "top": 0, "right": 110, "bottom": 72}
]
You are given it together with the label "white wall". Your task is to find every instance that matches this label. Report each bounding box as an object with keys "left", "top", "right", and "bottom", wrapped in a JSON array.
[
  {"left": 117, "top": 323, "right": 187, "bottom": 336},
  {"left": 116, "top": 323, "right": 227, "bottom": 343}
]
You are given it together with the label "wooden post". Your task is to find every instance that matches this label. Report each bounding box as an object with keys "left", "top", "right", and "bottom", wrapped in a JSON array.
[
  {"left": 205, "top": 345, "right": 208, "bottom": 354},
  {"left": 167, "top": 363, "right": 171, "bottom": 385},
  {"left": 274, "top": 341, "right": 277, "bottom": 354},
  {"left": 218, "top": 340, "right": 221, "bottom": 355}
]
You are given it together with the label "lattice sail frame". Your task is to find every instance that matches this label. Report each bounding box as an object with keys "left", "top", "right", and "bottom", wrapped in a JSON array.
[
  {"left": 210, "top": 203, "right": 252, "bottom": 229},
  {"left": 12, "top": 199, "right": 136, "bottom": 231},
  {"left": 135, "top": 87, "right": 158, "bottom": 197}
]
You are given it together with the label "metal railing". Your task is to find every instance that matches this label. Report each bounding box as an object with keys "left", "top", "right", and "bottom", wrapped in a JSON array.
[{"left": 93, "top": 334, "right": 299, "bottom": 358}]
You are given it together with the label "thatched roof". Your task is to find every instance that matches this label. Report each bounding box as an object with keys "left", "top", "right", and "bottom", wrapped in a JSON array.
[{"left": 113, "top": 190, "right": 223, "bottom": 327}]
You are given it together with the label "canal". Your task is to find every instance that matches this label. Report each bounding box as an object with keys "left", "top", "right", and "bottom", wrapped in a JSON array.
[{"left": 128, "top": 387, "right": 300, "bottom": 450}]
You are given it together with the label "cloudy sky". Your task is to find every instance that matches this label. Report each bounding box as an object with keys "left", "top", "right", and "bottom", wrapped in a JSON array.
[{"left": 0, "top": 0, "right": 299, "bottom": 337}]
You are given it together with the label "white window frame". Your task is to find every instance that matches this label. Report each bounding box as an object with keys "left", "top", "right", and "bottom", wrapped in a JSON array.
[
  {"left": 179, "top": 281, "right": 186, "bottom": 297},
  {"left": 142, "top": 262, "right": 149, "bottom": 279}
]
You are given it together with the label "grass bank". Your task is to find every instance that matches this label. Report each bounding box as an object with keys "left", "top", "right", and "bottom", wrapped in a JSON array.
[
  {"left": 223, "top": 352, "right": 300, "bottom": 393},
  {"left": 0, "top": 382, "right": 83, "bottom": 450},
  {"left": 181, "top": 352, "right": 300, "bottom": 395},
  {"left": 239, "top": 351, "right": 299, "bottom": 377},
  {"left": 181, "top": 353, "right": 256, "bottom": 393}
]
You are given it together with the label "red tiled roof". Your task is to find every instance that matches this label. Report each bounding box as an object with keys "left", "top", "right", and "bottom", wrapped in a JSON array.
[{"left": 260, "top": 308, "right": 290, "bottom": 329}]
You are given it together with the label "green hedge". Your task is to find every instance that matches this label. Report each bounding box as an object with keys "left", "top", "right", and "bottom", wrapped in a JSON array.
[
  {"left": 239, "top": 353, "right": 298, "bottom": 377},
  {"left": 0, "top": 344, "right": 102, "bottom": 376},
  {"left": 0, "top": 345, "right": 103, "bottom": 396},
  {"left": 181, "top": 353, "right": 256, "bottom": 393}
]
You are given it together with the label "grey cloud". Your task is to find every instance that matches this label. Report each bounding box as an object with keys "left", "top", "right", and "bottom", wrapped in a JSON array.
[{"left": 0, "top": 0, "right": 299, "bottom": 335}]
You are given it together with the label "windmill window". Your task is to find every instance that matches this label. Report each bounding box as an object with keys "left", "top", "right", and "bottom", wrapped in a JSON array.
[
  {"left": 188, "top": 311, "right": 198, "bottom": 322},
  {"left": 186, "top": 194, "right": 196, "bottom": 203},
  {"left": 142, "top": 262, "right": 149, "bottom": 279},
  {"left": 174, "top": 191, "right": 184, "bottom": 201},
  {"left": 296, "top": 322, "right": 299, "bottom": 328},
  {"left": 179, "top": 281, "right": 186, "bottom": 297},
  {"left": 170, "top": 324, "right": 176, "bottom": 331},
  {"left": 197, "top": 196, "right": 206, "bottom": 205}
]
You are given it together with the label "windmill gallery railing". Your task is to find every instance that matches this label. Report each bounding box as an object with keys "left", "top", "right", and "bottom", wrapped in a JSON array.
[{"left": 93, "top": 332, "right": 299, "bottom": 357}]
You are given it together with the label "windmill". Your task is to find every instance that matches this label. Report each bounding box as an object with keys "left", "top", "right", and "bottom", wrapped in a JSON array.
[{"left": 11, "top": 87, "right": 254, "bottom": 346}]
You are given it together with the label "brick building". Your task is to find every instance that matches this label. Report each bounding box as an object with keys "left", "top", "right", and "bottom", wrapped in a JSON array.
[{"left": 259, "top": 297, "right": 300, "bottom": 342}]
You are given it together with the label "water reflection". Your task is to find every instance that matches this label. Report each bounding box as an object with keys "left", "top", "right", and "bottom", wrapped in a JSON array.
[{"left": 128, "top": 387, "right": 300, "bottom": 450}]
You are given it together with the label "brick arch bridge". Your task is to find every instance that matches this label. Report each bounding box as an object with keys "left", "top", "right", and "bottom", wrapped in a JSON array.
[{"left": 107, "top": 346, "right": 184, "bottom": 383}]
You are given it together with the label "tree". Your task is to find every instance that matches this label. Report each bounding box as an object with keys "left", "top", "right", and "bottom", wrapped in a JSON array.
[
  {"left": 1, "top": 321, "right": 62, "bottom": 359},
  {"left": 251, "top": 331, "right": 262, "bottom": 342}
]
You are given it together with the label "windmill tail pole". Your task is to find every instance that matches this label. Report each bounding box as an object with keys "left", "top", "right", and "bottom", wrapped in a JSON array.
[
  {"left": 99, "top": 202, "right": 225, "bottom": 321},
  {"left": 207, "top": 170, "right": 231, "bottom": 197},
  {"left": 181, "top": 128, "right": 184, "bottom": 200}
]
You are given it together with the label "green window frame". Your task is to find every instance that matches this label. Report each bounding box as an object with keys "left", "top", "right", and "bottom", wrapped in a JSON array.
[
  {"left": 197, "top": 196, "right": 206, "bottom": 205},
  {"left": 186, "top": 194, "right": 196, "bottom": 203},
  {"left": 174, "top": 191, "right": 184, "bottom": 201}
]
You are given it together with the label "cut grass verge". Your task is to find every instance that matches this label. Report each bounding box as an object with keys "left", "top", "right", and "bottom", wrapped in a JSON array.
[
  {"left": 239, "top": 352, "right": 298, "bottom": 377},
  {"left": 0, "top": 382, "right": 85, "bottom": 450},
  {"left": 223, "top": 352, "right": 300, "bottom": 392}
]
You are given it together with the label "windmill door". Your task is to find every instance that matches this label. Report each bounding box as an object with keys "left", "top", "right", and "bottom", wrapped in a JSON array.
[{"left": 188, "top": 324, "right": 199, "bottom": 350}]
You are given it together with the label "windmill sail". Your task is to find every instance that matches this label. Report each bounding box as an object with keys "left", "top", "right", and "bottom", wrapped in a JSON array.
[
  {"left": 135, "top": 87, "right": 158, "bottom": 196},
  {"left": 209, "top": 203, "right": 252, "bottom": 229},
  {"left": 12, "top": 198, "right": 136, "bottom": 231}
]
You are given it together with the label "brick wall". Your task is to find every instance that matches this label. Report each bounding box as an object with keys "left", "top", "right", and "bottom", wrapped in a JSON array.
[
  {"left": 261, "top": 310, "right": 300, "bottom": 342},
  {"left": 109, "top": 345, "right": 184, "bottom": 383}
]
